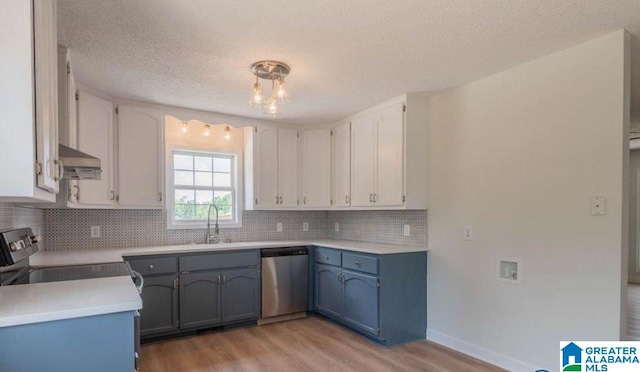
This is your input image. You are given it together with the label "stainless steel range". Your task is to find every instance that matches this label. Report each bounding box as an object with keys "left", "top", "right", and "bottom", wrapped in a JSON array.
[{"left": 0, "top": 227, "right": 144, "bottom": 370}]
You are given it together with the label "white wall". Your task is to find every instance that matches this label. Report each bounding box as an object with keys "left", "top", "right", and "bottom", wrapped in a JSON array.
[
  {"left": 629, "top": 150, "right": 640, "bottom": 283},
  {"left": 427, "top": 30, "right": 630, "bottom": 370}
]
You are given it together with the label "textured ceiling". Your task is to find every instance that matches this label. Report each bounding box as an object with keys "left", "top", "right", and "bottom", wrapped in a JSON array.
[{"left": 58, "top": 0, "right": 640, "bottom": 125}]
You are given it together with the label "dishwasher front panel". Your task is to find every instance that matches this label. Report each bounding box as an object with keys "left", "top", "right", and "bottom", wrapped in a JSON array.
[{"left": 261, "top": 254, "right": 308, "bottom": 318}]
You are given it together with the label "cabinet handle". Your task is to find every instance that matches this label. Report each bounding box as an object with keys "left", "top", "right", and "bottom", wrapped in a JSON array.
[
  {"left": 303, "top": 197, "right": 307, "bottom": 204},
  {"left": 217, "top": 274, "right": 221, "bottom": 284},
  {"left": 345, "top": 195, "right": 350, "bottom": 204},
  {"left": 276, "top": 196, "right": 279, "bottom": 204},
  {"left": 110, "top": 191, "right": 116, "bottom": 201},
  {"left": 373, "top": 194, "right": 377, "bottom": 202},
  {"left": 324, "top": 255, "right": 329, "bottom": 261},
  {"left": 57, "top": 159, "right": 64, "bottom": 181},
  {"left": 74, "top": 185, "right": 80, "bottom": 201},
  {"left": 369, "top": 194, "right": 373, "bottom": 202},
  {"left": 222, "top": 275, "right": 226, "bottom": 284},
  {"left": 158, "top": 192, "right": 162, "bottom": 202},
  {"left": 148, "top": 264, "right": 154, "bottom": 270},
  {"left": 354, "top": 261, "right": 361, "bottom": 266},
  {"left": 279, "top": 196, "right": 283, "bottom": 204}
]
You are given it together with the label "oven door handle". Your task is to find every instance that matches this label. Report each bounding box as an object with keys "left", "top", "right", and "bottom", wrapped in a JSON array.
[{"left": 132, "top": 270, "right": 144, "bottom": 295}]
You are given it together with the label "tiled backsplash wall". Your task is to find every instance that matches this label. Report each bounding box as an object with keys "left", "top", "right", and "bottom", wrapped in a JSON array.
[
  {"left": 0, "top": 203, "right": 44, "bottom": 240},
  {"left": 327, "top": 210, "right": 428, "bottom": 246},
  {"left": 43, "top": 209, "right": 428, "bottom": 250}
]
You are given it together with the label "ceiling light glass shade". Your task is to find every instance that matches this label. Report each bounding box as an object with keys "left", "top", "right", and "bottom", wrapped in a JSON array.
[
  {"left": 224, "top": 125, "right": 232, "bottom": 141},
  {"left": 250, "top": 60, "right": 291, "bottom": 117},
  {"left": 181, "top": 121, "right": 188, "bottom": 133},
  {"left": 203, "top": 124, "right": 211, "bottom": 137}
]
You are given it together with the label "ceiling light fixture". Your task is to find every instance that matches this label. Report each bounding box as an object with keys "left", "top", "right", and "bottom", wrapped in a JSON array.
[
  {"left": 203, "top": 124, "right": 211, "bottom": 137},
  {"left": 224, "top": 125, "right": 232, "bottom": 141},
  {"left": 181, "top": 121, "right": 188, "bottom": 133},
  {"left": 248, "top": 60, "right": 291, "bottom": 118}
]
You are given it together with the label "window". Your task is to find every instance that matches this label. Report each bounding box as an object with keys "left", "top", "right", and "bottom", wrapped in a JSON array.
[{"left": 169, "top": 150, "right": 239, "bottom": 228}]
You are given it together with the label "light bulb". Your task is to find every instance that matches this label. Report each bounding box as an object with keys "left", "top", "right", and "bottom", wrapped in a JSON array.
[
  {"left": 276, "top": 80, "right": 286, "bottom": 99},
  {"left": 268, "top": 101, "right": 278, "bottom": 114},
  {"left": 250, "top": 81, "right": 263, "bottom": 106},
  {"left": 224, "top": 125, "right": 232, "bottom": 141},
  {"left": 203, "top": 124, "right": 210, "bottom": 137},
  {"left": 181, "top": 121, "right": 188, "bottom": 133}
]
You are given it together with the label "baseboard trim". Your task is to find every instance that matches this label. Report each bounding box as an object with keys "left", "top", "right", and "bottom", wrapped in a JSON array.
[{"left": 426, "top": 329, "right": 541, "bottom": 371}]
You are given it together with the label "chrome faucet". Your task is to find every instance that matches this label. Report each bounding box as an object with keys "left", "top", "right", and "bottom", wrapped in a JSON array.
[{"left": 206, "top": 204, "right": 220, "bottom": 244}]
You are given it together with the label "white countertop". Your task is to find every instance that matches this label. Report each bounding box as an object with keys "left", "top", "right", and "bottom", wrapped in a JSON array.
[
  {"left": 0, "top": 276, "right": 142, "bottom": 328},
  {"left": 30, "top": 239, "right": 427, "bottom": 267},
  {"left": 1, "top": 239, "right": 424, "bottom": 329}
]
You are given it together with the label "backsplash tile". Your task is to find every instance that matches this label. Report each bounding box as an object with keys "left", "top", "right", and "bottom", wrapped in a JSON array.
[
  {"left": 327, "top": 210, "right": 428, "bottom": 247},
  {"left": 0, "top": 204, "right": 44, "bottom": 239},
  {"left": 43, "top": 209, "right": 428, "bottom": 250},
  {"left": 43, "top": 210, "right": 327, "bottom": 250}
]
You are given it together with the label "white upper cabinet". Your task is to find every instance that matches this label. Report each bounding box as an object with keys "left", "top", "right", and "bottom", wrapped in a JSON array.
[
  {"left": 253, "top": 126, "right": 279, "bottom": 208},
  {"left": 76, "top": 91, "right": 114, "bottom": 207},
  {"left": 350, "top": 115, "right": 377, "bottom": 207},
  {"left": 278, "top": 128, "right": 299, "bottom": 208},
  {"left": 344, "top": 94, "right": 428, "bottom": 210},
  {"left": 245, "top": 126, "right": 299, "bottom": 210},
  {"left": 373, "top": 103, "right": 404, "bottom": 207},
  {"left": 332, "top": 122, "right": 351, "bottom": 208},
  {"left": 301, "top": 128, "right": 332, "bottom": 208},
  {"left": 117, "top": 105, "right": 164, "bottom": 207},
  {"left": 0, "top": 0, "right": 59, "bottom": 202}
]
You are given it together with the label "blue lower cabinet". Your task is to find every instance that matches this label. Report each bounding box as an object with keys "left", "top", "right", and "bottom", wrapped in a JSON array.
[
  {"left": 343, "top": 270, "right": 379, "bottom": 336},
  {"left": 312, "top": 247, "right": 427, "bottom": 346},
  {"left": 315, "top": 263, "right": 344, "bottom": 318},
  {"left": 0, "top": 311, "right": 136, "bottom": 372},
  {"left": 141, "top": 274, "right": 179, "bottom": 336},
  {"left": 221, "top": 268, "right": 260, "bottom": 322},
  {"left": 180, "top": 271, "right": 221, "bottom": 329}
]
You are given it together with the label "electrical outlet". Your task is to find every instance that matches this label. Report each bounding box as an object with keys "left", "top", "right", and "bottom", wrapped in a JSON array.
[
  {"left": 463, "top": 226, "right": 473, "bottom": 241},
  {"left": 403, "top": 224, "right": 411, "bottom": 236},
  {"left": 302, "top": 222, "right": 309, "bottom": 232},
  {"left": 334, "top": 222, "right": 340, "bottom": 232},
  {"left": 276, "top": 222, "right": 283, "bottom": 232},
  {"left": 90, "top": 226, "right": 101, "bottom": 238}
]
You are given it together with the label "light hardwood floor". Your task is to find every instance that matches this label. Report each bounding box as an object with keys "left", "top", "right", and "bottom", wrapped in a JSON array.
[
  {"left": 629, "top": 283, "right": 640, "bottom": 340},
  {"left": 140, "top": 316, "right": 504, "bottom": 372}
]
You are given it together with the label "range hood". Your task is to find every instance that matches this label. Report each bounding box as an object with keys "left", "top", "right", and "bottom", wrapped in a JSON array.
[{"left": 58, "top": 144, "right": 102, "bottom": 180}]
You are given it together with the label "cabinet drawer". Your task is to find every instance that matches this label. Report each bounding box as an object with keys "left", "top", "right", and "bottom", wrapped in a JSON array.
[
  {"left": 314, "top": 247, "right": 341, "bottom": 267},
  {"left": 342, "top": 253, "right": 378, "bottom": 275},
  {"left": 179, "top": 251, "right": 258, "bottom": 272},
  {"left": 127, "top": 256, "right": 177, "bottom": 276}
]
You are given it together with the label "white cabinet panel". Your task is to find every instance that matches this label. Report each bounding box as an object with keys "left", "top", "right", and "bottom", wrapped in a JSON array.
[
  {"left": 278, "top": 128, "right": 299, "bottom": 208},
  {"left": 255, "top": 126, "right": 279, "bottom": 208},
  {"left": 375, "top": 103, "right": 404, "bottom": 206},
  {"left": 302, "top": 129, "right": 331, "bottom": 208},
  {"left": 77, "top": 91, "right": 114, "bottom": 207},
  {"left": 117, "top": 105, "right": 164, "bottom": 207},
  {"left": 332, "top": 122, "right": 351, "bottom": 208},
  {"left": 350, "top": 116, "right": 376, "bottom": 207},
  {"left": 34, "top": 0, "right": 59, "bottom": 193}
]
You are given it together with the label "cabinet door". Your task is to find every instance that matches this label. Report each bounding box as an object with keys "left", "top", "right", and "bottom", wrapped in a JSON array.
[
  {"left": 350, "top": 116, "right": 376, "bottom": 207},
  {"left": 33, "top": 0, "right": 59, "bottom": 193},
  {"left": 140, "top": 275, "right": 178, "bottom": 336},
  {"left": 375, "top": 103, "right": 404, "bottom": 206},
  {"left": 180, "top": 271, "right": 221, "bottom": 329},
  {"left": 301, "top": 129, "right": 331, "bottom": 208},
  {"left": 343, "top": 270, "right": 379, "bottom": 336},
  {"left": 77, "top": 91, "right": 114, "bottom": 206},
  {"left": 314, "top": 264, "right": 343, "bottom": 318},
  {"left": 278, "top": 128, "right": 299, "bottom": 208},
  {"left": 332, "top": 122, "right": 351, "bottom": 208},
  {"left": 254, "top": 126, "right": 279, "bottom": 208},
  {"left": 221, "top": 268, "right": 260, "bottom": 323},
  {"left": 117, "top": 105, "right": 164, "bottom": 207}
]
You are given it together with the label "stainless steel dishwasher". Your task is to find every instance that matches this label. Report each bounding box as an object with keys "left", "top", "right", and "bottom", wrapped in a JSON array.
[{"left": 261, "top": 247, "right": 309, "bottom": 320}]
